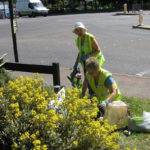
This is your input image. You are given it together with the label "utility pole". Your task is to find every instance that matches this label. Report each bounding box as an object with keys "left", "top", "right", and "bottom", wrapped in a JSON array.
[{"left": 8, "top": 0, "right": 19, "bottom": 62}]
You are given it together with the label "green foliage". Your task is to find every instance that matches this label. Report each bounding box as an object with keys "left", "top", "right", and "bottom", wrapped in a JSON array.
[
  {"left": 67, "top": 68, "right": 82, "bottom": 89},
  {"left": 122, "top": 96, "right": 150, "bottom": 116},
  {"left": 0, "top": 68, "right": 14, "bottom": 87},
  {"left": 47, "top": 0, "right": 150, "bottom": 11},
  {"left": 119, "top": 132, "right": 150, "bottom": 150},
  {"left": 119, "top": 96, "right": 150, "bottom": 150}
]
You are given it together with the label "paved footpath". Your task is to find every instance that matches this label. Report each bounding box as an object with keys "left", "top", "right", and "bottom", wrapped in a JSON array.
[{"left": 11, "top": 67, "right": 150, "bottom": 99}]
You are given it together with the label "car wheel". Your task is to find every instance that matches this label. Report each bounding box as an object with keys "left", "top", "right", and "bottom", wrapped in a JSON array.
[
  {"left": 28, "top": 14, "right": 32, "bottom": 17},
  {"left": 32, "top": 13, "right": 36, "bottom": 17}
]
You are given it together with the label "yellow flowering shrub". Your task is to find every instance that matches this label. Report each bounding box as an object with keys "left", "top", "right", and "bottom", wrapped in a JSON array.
[
  {"left": 57, "top": 88, "right": 120, "bottom": 149},
  {"left": 0, "top": 74, "right": 120, "bottom": 149},
  {"left": 0, "top": 74, "right": 59, "bottom": 149}
]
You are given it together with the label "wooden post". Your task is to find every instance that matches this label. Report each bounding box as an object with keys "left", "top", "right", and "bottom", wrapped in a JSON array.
[{"left": 52, "top": 63, "right": 60, "bottom": 86}]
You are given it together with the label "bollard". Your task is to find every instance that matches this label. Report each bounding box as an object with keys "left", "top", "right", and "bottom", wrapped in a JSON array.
[
  {"left": 138, "top": 10, "right": 143, "bottom": 26},
  {"left": 124, "top": 3, "right": 127, "bottom": 14}
]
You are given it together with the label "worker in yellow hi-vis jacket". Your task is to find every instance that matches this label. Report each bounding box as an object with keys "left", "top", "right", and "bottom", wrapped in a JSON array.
[
  {"left": 72, "top": 22, "right": 105, "bottom": 95},
  {"left": 82, "top": 57, "right": 121, "bottom": 117}
]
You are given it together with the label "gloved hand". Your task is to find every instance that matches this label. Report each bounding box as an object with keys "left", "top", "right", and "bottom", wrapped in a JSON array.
[
  {"left": 73, "top": 62, "right": 78, "bottom": 69},
  {"left": 104, "top": 100, "right": 109, "bottom": 105},
  {"left": 80, "top": 55, "right": 88, "bottom": 61},
  {"left": 102, "top": 100, "right": 109, "bottom": 109}
]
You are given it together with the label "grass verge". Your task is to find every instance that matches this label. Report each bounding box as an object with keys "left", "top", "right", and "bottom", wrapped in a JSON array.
[{"left": 119, "top": 96, "right": 150, "bottom": 150}]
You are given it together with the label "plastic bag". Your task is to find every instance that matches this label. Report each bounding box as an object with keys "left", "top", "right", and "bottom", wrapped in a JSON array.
[
  {"left": 48, "top": 87, "right": 65, "bottom": 109},
  {"left": 128, "top": 111, "right": 150, "bottom": 132}
]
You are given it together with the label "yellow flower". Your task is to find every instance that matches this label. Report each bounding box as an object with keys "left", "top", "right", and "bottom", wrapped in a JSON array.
[
  {"left": 36, "top": 101, "right": 48, "bottom": 110},
  {"left": 25, "top": 132, "right": 30, "bottom": 138},
  {"left": 43, "top": 91, "right": 48, "bottom": 97},
  {"left": 25, "top": 76, "right": 32, "bottom": 82},
  {"left": 33, "top": 113, "right": 47, "bottom": 123},
  {"left": 31, "top": 110, "right": 36, "bottom": 115},
  {"left": 5, "top": 114, "right": 9, "bottom": 119},
  {"left": 48, "top": 98, "right": 52, "bottom": 101},
  {"left": 19, "top": 132, "right": 30, "bottom": 141},
  {"left": 37, "top": 87, "right": 42, "bottom": 92},
  {"left": 35, "top": 130, "right": 40, "bottom": 136},
  {"left": 50, "top": 124, "right": 56, "bottom": 131},
  {"left": 34, "top": 73, "right": 39, "bottom": 79},
  {"left": 126, "top": 148, "right": 137, "bottom": 150},
  {"left": 54, "top": 100, "right": 58, "bottom": 105},
  {"left": 11, "top": 95, "right": 16, "bottom": 101},
  {"left": 41, "top": 145, "right": 48, "bottom": 150},
  {"left": 48, "top": 110, "right": 55, "bottom": 115},
  {"left": 31, "top": 134, "right": 36, "bottom": 140},
  {"left": 14, "top": 79, "right": 19, "bottom": 84},
  {"left": 38, "top": 77, "right": 44, "bottom": 83},
  {"left": 0, "top": 92, "right": 3, "bottom": 98},
  {"left": 33, "top": 79, "right": 38, "bottom": 84},
  {"left": 33, "top": 145, "right": 41, "bottom": 150},
  {"left": 14, "top": 111, "right": 22, "bottom": 118},
  {"left": 22, "top": 93, "right": 28, "bottom": 99},
  {"left": 58, "top": 114, "right": 63, "bottom": 119},
  {"left": 0, "top": 87, "right": 3, "bottom": 92},
  {"left": 12, "top": 142, "right": 18, "bottom": 148},
  {"left": 74, "top": 120, "right": 80, "bottom": 125},
  {"left": 62, "top": 96, "right": 65, "bottom": 99},
  {"left": 19, "top": 75, "right": 24, "bottom": 81},
  {"left": 33, "top": 139, "right": 41, "bottom": 146},
  {"left": 25, "top": 99, "right": 31, "bottom": 104},
  {"left": 9, "top": 103, "right": 19, "bottom": 109},
  {"left": 73, "top": 140, "right": 78, "bottom": 148},
  {"left": 10, "top": 120, "right": 14, "bottom": 124},
  {"left": 28, "top": 91, "right": 33, "bottom": 96},
  {"left": 52, "top": 131, "right": 55, "bottom": 135}
]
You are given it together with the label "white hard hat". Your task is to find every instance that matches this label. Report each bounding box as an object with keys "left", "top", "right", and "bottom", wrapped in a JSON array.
[{"left": 72, "top": 22, "right": 87, "bottom": 33}]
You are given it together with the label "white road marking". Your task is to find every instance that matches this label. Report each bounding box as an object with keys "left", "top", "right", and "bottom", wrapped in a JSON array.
[{"left": 136, "top": 69, "right": 150, "bottom": 77}]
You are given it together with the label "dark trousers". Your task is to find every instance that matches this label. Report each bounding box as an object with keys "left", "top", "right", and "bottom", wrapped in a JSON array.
[{"left": 97, "top": 105, "right": 105, "bottom": 118}]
